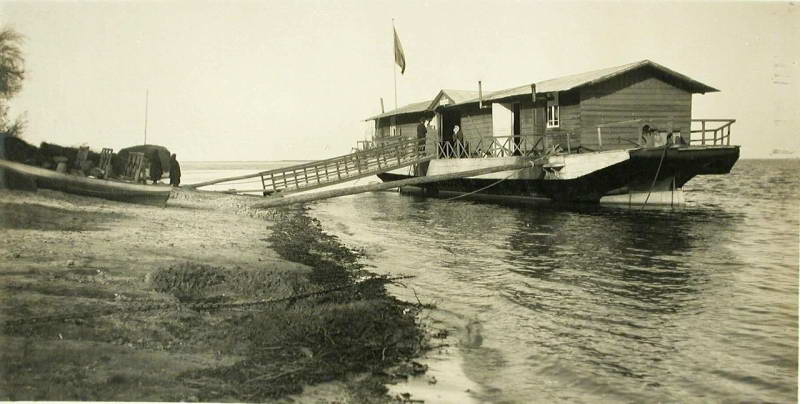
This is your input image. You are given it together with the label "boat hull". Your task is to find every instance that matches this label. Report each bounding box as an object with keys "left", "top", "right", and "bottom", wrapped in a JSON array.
[
  {"left": 378, "top": 146, "right": 740, "bottom": 205},
  {"left": 0, "top": 159, "right": 171, "bottom": 206}
]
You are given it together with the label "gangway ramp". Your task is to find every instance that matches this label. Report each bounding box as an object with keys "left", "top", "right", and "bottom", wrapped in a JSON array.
[
  {"left": 252, "top": 160, "right": 535, "bottom": 209},
  {"left": 186, "top": 137, "right": 431, "bottom": 195}
]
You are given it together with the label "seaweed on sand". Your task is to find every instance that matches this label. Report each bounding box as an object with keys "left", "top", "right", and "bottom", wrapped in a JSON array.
[{"left": 179, "top": 207, "right": 426, "bottom": 401}]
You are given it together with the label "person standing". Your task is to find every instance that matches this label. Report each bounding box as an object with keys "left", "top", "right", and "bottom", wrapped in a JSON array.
[
  {"left": 169, "top": 153, "right": 181, "bottom": 187},
  {"left": 453, "top": 125, "right": 468, "bottom": 157},
  {"left": 416, "top": 118, "right": 427, "bottom": 153},
  {"left": 148, "top": 149, "right": 163, "bottom": 184}
]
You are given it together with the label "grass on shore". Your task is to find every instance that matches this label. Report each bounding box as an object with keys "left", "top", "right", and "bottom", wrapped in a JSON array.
[
  {"left": 175, "top": 207, "right": 427, "bottom": 401},
  {"left": 1, "top": 199, "right": 427, "bottom": 402}
]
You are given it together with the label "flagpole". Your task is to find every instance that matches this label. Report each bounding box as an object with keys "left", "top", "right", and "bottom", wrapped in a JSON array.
[
  {"left": 143, "top": 89, "right": 149, "bottom": 145},
  {"left": 392, "top": 19, "right": 398, "bottom": 110}
]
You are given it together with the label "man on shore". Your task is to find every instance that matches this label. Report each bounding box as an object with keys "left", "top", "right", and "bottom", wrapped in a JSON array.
[
  {"left": 149, "top": 150, "right": 162, "bottom": 184},
  {"left": 169, "top": 153, "right": 181, "bottom": 187}
]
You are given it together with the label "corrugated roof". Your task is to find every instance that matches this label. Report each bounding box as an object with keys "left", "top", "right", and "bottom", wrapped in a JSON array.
[
  {"left": 366, "top": 60, "right": 718, "bottom": 120},
  {"left": 366, "top": 100, "right": 432, "bottom": 121},
  {"left": 484, "top": 60, "right": 718, "bottom": 102}
]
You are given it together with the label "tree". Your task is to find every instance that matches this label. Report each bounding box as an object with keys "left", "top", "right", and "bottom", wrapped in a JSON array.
[{"left": 0, "top": 26, "right": 25, "bottom": 137}]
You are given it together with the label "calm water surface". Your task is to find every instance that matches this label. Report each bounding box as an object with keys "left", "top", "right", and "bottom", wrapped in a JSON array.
[
  {"left": 311, "top": 159, "right": 799, "bottom": 403},
  {"left": 186, "top": 159, "right": 798, "bottom": 403}
]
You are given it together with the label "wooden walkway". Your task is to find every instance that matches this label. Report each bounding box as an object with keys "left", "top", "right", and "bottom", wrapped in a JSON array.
[{"left": 186, "top": 137, "right": 431, "bottom": 195}]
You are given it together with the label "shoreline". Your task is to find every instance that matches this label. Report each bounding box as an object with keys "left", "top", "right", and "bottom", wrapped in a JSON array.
[{"left": 0, "top": 187, "right": 428, "bottom": 402}]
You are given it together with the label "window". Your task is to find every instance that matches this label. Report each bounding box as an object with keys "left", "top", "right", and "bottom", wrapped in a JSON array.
[{"left": 546, "top": 92, "right": 560, "bottom": 128}]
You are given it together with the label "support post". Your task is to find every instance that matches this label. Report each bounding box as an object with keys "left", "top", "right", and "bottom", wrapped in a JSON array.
[
  {"left": 726, "top": 125, "right": 730, "bottom": 145},
  {"left": 701, "top": 120, "right": 706, "bottom": 145},
  {"left": 597, "top": 127, "right": 603, "bottom": 148}
]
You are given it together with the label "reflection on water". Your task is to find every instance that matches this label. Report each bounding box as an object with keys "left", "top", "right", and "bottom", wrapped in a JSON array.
[{"left": 310, "top": 160, "right": 798, "bottom": 403}]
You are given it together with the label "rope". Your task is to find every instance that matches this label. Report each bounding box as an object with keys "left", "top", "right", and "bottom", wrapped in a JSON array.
[
  {"left": 640, "top": 144, "right": 670, "bottom": 209},
  {"left": 444, "top": 161, "right": 535, "bottom": 201},
  {"left": 2, "top": 275, "right": 414, "bottom": 329}
]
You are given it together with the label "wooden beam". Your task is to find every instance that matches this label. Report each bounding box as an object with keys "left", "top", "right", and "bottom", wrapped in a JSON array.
[{"left": 253, "top": 161, "right": 534, "bottom": 209}]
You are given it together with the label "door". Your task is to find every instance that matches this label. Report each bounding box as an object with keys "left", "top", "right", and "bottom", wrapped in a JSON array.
[
  {"left": 442, "top": 111, "right": 461, "bottom": 142},
  {"left": 492, "top": 103, "right": 513, "bottom": 137}
]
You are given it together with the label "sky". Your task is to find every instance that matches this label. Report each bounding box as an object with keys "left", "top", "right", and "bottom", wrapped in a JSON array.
[{"left": 1, "top": 0, "right": 798, "bottom": 161}]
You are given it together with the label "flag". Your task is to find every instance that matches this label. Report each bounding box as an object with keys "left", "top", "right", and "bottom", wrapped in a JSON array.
[{"left": 393, "top": 26, "right": 406, "bottom": 74}]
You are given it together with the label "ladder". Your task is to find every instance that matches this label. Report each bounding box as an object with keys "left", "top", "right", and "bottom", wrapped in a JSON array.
[{"left": 187, "top": 137, "right": 431, "bottom": 195}]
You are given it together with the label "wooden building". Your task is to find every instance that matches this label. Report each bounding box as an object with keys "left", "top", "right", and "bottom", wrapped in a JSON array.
[{"left": 368, "top": 60, "right": 717, "bottom": 153}]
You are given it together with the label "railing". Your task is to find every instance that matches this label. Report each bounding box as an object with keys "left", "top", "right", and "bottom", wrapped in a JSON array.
[
  {"left": 188, "top": 136, "right": 429, "bottom": 194},
  {"left": 434, "top": 134, "right": 581, "bottom": 159},
  {"left": 256, "top": 137, "right": 427, "bottom": 194},
  {"left": 352, "top": 140, "right": 376, "bottom": 152},
  {"left": 595, "top": 119, "right": 650, "bottom": 150},
  {"left": 690, "top": 119, "right": 735, "bottom": 146},
  {"left": 595, "top": 119, "right": 701, "bottom": 149}
]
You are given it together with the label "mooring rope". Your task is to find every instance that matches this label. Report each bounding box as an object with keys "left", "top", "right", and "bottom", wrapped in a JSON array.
[
  {"left": 640, "top": 144, "right": 670, "bottom": 209},
  {"left": 444, "top": 160, "right": 537, "bottom": 201},
  {"left": 2, "top": 274, "right": 415, "bottom": 329}
]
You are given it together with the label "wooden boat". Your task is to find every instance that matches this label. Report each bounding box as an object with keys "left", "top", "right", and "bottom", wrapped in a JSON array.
[{"left": 0, "top": 159, "right": 171, "bottom": 206}]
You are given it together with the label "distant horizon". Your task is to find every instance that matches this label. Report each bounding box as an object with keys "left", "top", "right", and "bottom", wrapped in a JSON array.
[
  {"left": 4, "top": 1, "right": 798, "bottom": 161},
  {"left": 180, "top": 156, "right": 800, "bottom": 164}
]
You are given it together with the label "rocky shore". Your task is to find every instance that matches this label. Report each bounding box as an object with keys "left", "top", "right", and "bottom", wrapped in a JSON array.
[{"left": 0, "top": 187, "right": 427, "bottom": 402}]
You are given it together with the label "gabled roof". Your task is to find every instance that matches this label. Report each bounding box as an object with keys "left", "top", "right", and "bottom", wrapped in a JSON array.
[
  {"left": 366, "top": 100, "right": 432, "bottom": 121},
  {"left": 426, "top": 89, "right": 481, "bottom": 110},
  {"left": 366, "top": 89, "right": 480, "bottom": 121},
  {"left": 432, "top": 89, "right": 480, "bottom": 107},
  {"left": 485, "top": 59, "right": 718, "bottom": 102}
]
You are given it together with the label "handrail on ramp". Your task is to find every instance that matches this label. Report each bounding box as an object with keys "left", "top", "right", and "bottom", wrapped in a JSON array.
[
  {"left": 253, "top": 160, "right": 535, "bottom": 209},
  {"left": 185, "top": 136, "right": 431, "bottom": 195}
]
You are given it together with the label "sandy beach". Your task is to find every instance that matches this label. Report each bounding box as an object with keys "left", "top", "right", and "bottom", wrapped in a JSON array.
[{"left": 0, "top": 187, "right": 427, "bottom": 402}]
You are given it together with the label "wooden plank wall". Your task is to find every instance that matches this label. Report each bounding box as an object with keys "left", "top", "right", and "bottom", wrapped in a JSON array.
[
  {"left": 522, "top": 90, "right": 582, "bottom": 150},
  {"left": 375, "top": 113, "right": 429, "bottom": 140},
  {"left": 519, "top": 103, "right": 536, "bottom": 137},
  {"left": 457, "top": 104, "right": 493, "bottom": 148},
  {"left": 579, "top": 69, "right": 692, "bottom": 149}
]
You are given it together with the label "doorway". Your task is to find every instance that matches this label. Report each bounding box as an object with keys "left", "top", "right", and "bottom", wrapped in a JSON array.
[
  {"left": 441, "top": 111, "right": 461, "bottom": 142},
  {"left": 440, "top": 111, "right": 461, "bottom": 157}
]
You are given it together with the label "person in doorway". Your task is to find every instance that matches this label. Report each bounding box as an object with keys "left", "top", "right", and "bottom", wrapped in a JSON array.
[
  {"left": 149, "top": 150, "right": 163, "bottom": 184},
  {"left": 453, "top": 125, "right": 468, "bottom": 157},
  {"left": 169, "top": 153, "right": 181, "bottom": 187}
]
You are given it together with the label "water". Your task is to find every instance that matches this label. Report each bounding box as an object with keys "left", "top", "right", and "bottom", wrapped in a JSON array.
[
  {"left": 181, "top": 160, "right": 311, "bottom": 192},
  {"left": 184, "top": 159, "right": 799, "bottom": 402}
]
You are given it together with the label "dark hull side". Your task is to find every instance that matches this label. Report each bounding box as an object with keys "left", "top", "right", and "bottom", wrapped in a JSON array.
[{"left": 378, "top": 146, "right": 740, "bottom": 203}]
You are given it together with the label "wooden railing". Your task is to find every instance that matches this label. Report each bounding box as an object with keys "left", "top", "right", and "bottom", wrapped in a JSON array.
[
  {"left": 188, "top": 136, "right": 430, "bottom": 195},
  {"left": 690, "top": 119, "right": 735, "bottom": 146},
  {"left": 435, "top": 135, "right": 573, "bottom": 159},
  {"left": 436, "top": 132, "right": 577, "bottom": 159},
  {"left": 352, "top": 139, "right": 377, "bottom": 152}
]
